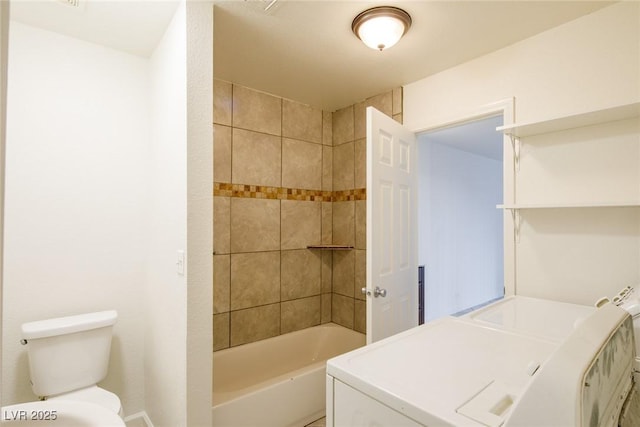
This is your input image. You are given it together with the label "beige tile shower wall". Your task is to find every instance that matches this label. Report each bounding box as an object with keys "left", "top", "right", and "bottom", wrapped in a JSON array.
[
  {"left": 331, "top": 88, "right": 403, "bottom": 334},
  {"left": 212, "top": 80, "right": 334, "bottom": 351}
]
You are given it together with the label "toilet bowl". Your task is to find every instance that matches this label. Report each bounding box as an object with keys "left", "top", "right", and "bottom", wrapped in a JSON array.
[
  {"left": 1, "top": 400, "right": 124, "bottom": 426},
  {"left": 47, "top": 385, "right": 123, "bottom": 418}
]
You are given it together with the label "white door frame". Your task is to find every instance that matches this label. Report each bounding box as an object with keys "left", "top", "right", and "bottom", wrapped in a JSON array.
[{"left": 410, "top": 98, "right": 516, "bottom": 296}]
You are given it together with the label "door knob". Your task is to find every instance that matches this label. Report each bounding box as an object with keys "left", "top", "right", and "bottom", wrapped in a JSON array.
[
  {"left": 361, "top": 287, "right": 387, "bottom": 298},
  {"left": 374, "top": 286, "right": 387, "bottom": 298}
]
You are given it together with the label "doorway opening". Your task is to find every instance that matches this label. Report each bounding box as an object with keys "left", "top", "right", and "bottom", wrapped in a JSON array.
[{"left": 417, "top": 115, "right": 504, "bottom": 322}]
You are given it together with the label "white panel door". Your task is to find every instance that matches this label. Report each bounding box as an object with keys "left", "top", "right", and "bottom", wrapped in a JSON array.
[{"left": 366, "top": 106, "right": 418, "bottom": 344}]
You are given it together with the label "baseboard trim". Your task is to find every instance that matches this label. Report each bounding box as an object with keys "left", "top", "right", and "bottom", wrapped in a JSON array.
[{"left": 124, "top": 411, "right": 154, "bottom": 427}]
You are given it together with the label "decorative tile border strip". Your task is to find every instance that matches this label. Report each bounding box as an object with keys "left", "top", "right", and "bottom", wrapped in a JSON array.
[
  {"left": 214, "top": 182, "right": 366, "bottom": 201},
  {"left": 333, "top": 188, "right": 366, "bottom": 202}
]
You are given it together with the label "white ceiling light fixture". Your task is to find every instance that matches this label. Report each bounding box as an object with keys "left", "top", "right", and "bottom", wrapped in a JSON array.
[{"left": 352, "top": 6, "right": 412, "bottom": 51}]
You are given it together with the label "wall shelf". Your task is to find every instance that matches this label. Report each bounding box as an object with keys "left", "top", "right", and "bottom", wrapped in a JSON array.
[
  {"left": 495, "top": 98, "right": 640, "bottom": 301},
  {"left": 498, "top": 202, "right": 640, "bottom": 210},
  {"left": 497, "top": 202, "right": 640, "bottom": 243},
  {"left": 307, "top": 245, "right": 354, "bottom": 250},
  {"left": 497, "top": 102, "right": 640, "bottom": 138}
]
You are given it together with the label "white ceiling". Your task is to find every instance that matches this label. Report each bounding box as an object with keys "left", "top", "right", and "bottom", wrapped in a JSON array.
[
  {"left": 10, "top": 0, "right": 614, "bottom": 111},
  {"left": 215, "top": 0, "right": 614, "bottom": 111},
  {"left": 9, "top": 0, "right": 180, "bottom": 57},
  {"left": 418, "top": 115, "right": 504, "bottom": 161}
]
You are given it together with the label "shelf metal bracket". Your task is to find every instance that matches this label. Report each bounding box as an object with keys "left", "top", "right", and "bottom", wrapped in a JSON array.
[
  {"left": 509, "top": 134, "right": 520, "bottom": 172},
  {"left": 511, "top": 208, "right": 521, "bottom": 243}
]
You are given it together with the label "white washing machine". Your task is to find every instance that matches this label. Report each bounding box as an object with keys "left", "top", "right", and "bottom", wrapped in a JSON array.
[
  {"left": 459, "top": 295, "right": 595, "bottom": 343},
  {"left": 326, "top": 302, "right": 637, "bottom": 426}
]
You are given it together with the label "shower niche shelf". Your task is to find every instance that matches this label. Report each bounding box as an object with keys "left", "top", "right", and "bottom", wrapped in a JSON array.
[{"left": 307, "top": 245, "right": 354, "bottom": 250}]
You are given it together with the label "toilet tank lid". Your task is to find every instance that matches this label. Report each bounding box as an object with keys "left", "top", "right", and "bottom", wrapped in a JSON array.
[{"left": 21, "top": 310, "right": 117, "bottom": 340}]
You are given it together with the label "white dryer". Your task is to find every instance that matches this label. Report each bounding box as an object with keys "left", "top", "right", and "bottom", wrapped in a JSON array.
[
  {"left": 459, "top": 295, "right": 595, "bottom": 343},
  {"left": 326, "top": 301, "right": 637, "bottom": 426},
  {"left": 607, "top": 286, "right": 640, "bottom": 381}
]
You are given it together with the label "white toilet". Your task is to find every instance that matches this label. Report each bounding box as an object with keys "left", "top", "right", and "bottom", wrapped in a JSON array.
[{"left": 20, "top": 310, "right": 123, "bottom": 421}]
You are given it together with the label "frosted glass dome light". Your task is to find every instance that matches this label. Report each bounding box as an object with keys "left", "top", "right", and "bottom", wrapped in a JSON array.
[{"left": 352, "top": 6, "right": 412, "bottom": 51}]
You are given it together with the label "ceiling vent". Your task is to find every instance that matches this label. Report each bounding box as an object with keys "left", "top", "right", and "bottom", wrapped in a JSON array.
[
  {"left": 244, "top": 0, "right": 281, "bottom": 14},
  {"left": 263, "top": 0, "right": 278, "bottom": 12}
]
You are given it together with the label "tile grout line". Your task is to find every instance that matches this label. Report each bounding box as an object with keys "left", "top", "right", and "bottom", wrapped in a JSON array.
[
  {"left": 279, "top": 96, "right": 283, "bottom": 337},
  {"left": 227, "top": 83, "right": 234, "bottom": 348},
  {"left": 351, "top": 105, "right": 357, "bottom": 330}
]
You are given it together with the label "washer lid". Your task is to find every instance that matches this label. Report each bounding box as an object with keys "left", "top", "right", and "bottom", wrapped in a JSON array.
[
  {"left": 327, "top": 317, "right": 557, "bottom": 426},
  {"left": 456, "top": 381, "right": 515, "bottom": 427},
  {"left": 463, "top": 296, "right": 594, "bottom": 343}
]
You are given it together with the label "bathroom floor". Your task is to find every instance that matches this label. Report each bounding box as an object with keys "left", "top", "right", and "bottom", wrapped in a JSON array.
[
  {"left": 305, "top": 417, "right": 326, "bottom": 427},
  {"left": 124, "top": 418, "right": 147, "bottom": 427}
]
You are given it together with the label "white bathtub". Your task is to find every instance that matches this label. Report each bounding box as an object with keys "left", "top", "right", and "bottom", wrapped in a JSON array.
[{"left": 212, "top": 323, "right": 365, "bottom": 427}]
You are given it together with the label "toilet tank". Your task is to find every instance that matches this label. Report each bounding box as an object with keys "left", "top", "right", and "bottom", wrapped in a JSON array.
[{"left": 21, "top": 310, "right": 117, "bottom": 397}]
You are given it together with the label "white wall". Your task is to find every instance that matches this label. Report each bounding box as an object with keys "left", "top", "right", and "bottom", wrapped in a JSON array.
[
  {"left": 144, "top": 2, "right": 213, "bottom": 425},
  {"left": 405, "top": 2, "right": 640, "bottom": 130},
  {"left": 3, "top": 22, "right": 148, "bottom": 412},
  {"left": 2, "top": 1, "right": 212, "bottom": 423},
  {"left": 0, "top": 0, "right": 9, "bottom": 406},
  {"left": 418, "top": 142, "right": 503, "bottom": 320},
  {"left": 184, "top": 1, "right": 213, "bottom": 425},
  {"left": 405, "top": 1, "right": 640, "bottom": 305},
  {"left": 144, "top": 2, "right": 188, "bottom": 425}
]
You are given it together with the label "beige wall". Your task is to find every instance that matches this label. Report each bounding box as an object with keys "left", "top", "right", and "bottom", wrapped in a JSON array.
[{"left": 212, "top": 80, "right": 403, "bottom": 348}]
